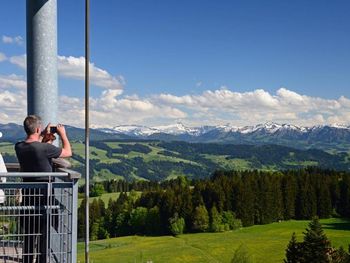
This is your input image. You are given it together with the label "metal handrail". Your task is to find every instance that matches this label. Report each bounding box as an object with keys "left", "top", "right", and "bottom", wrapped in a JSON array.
[
  {"left": 0, "top": 162, "right": 81, "bottom": 180},
  {"left": 0, "top": 172, "right": 68, "bottom": 177}
]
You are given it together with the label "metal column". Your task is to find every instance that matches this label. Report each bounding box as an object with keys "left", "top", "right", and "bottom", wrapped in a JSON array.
[{"left": 26, "top": 0, "right": 58, "bottom": 127}]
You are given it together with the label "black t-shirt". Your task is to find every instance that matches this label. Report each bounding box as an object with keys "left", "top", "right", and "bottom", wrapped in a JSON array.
[{"left": 15, "top": 141, "right": 62, "bottom": 181}]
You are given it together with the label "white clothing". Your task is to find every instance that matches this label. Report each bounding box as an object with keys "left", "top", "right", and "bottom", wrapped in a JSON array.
[{"left": 0, "top": 153, "right": 7, "bottom": 204}]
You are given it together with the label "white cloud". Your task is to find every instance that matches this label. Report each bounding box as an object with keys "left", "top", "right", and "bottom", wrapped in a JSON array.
[
  {"left": 56, "top": 90, "right": 187, "bottom": 127},
  {"left": 57, "top": 56, "right": 124, "bottom": 90},
  {"left": 8, "top": 54, "right": 124, "bottom": 90},
  {"left": 2, "top": 50, "right": 349, "bottom": 127},
  {"left": 2, "top": 35, "right": 23, "bottom": 45},
  {"left": 0, "top": 52, "right": 7, "bottom": 62},
  {"left": 0, "top": 74, "right": 26, "bottom": 89},
  {"left": 0, "top": 86, "right": 349, "bottom": 127},
  {"left": 0, "top": 90, "right": 26, "bottom": 123},
  {"left": 154, "top": 88, "right": 350, "bottom": 126},
  {"left": 9, "top": 54, "right": 26, "bottom": 69},
  {"left": 0, "top": 86, "right": 186, "bottom": 127}
]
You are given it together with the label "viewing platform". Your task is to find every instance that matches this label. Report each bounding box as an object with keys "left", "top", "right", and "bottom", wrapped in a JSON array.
[{"left": 0, "top": 162, "right": 80, "bottom": 263}]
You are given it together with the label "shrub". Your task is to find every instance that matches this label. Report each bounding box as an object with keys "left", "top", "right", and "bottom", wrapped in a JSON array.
[
  {"left": 169, "top": 213, "right": 185, "bottom": 236},
  {"left": 231, "top": 244, "right": 254, "bottom": 263}
]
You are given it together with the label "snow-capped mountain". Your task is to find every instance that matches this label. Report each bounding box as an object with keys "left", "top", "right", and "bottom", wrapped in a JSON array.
[
  {"left": 103, "top": 122, "right": 349, "bottom": 137},
  {"left": 100, "top": 125, "right": 159, "bottom": 136},
  {"left": 1, "top": 122, "right": 350, "bottom": 151},
  {"left": 103, "top": 123, "right": 217, "bottom": 137},
  {"left": 96, "top": 122, "right": 350, "bottom": 150}
]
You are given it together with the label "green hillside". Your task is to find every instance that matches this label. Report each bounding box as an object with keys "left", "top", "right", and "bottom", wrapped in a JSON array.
[
  {"left": 72, "top": 141, "right": 349, "bottom": 181},
  {"left": 77, "top": 218, "right": 350, "bottom": 263},
  {"left": 1, "top": 140, "right": 349, "bottom": 181}
]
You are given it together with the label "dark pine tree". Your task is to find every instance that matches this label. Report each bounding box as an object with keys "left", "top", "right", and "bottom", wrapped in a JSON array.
[
  {"left": 236, "top": 175, "right": 255, "bottom": 227},
  {"left": 296, "top": 173, "right": 317, "bottom": 219},
  {"left": 338, "top": 175, "right": 350, "bottom": 218},
  {"left": 316, "top": 179, "right": 332, "bottom": 219},
  {"left": 282, "top": 173, "right": 297, "bottom": 220},
  {"left": 284, "top": 232, "right": 303, "bottom": 263},
  {"left": 302, "top": 217, "right": 331, "bottom": 263}
]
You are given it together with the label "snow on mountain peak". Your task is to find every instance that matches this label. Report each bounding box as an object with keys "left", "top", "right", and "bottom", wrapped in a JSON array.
[
  {"left": 328, "top": 123, "right": 350, "bottom": 129},
  {"left": 112, "top": 125, "right": 158, "bottom": 136},
  {"left": 153, "top": 123, "right": 192, "bottom": 135},
  {"left": 99, "top": 122, "right": 349, "bottom": 137}
]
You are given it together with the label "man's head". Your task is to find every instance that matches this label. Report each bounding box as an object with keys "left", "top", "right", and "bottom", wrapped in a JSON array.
[{"left": 23, "top": 115, "right": 42, "bottom": 136}]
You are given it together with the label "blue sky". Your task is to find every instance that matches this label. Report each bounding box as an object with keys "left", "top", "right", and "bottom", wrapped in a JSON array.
[{"left": 0, "top": 0, "right": 350, "bottom": 127}]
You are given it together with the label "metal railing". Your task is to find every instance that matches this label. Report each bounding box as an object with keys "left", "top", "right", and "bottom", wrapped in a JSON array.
[{"left": 0, "top": 163, "right": 80, "bottom": 263}]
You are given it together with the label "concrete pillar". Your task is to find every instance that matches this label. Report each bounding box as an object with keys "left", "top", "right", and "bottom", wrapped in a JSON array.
[{"left": 26, "top": 0, "right": 58, "bottom": 127}]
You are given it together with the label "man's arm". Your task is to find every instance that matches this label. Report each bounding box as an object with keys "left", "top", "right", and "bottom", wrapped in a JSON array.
[{"left": 57, "top": 124, "right": 72, "bottom": 158}]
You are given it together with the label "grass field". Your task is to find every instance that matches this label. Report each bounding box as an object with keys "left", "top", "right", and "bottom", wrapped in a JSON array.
[
  {"left": 78, "top": 191, "right": 142, "bottom": 207},
  {"left": 2, "top": 141, "right": 349, "bottom": 182},
  {"left": 0, "top": 142, "right": 15, "bottom": 154},
  {"left": 77, "top": 218, "right": 350, "bottom": 263}
]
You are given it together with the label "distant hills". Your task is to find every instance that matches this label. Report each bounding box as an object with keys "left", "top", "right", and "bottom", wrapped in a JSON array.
[
  {"left": 0, "top": 123, "right": 130, "bottom": 142},
  {"left": 1, "top": 122, "right": 350, "bottom": 180},
  {"left": 100, "top": 122, "right": 350, "bottom": 152},
  {"left": 2, "top": 122, "right": 350, "bottom": 153}
]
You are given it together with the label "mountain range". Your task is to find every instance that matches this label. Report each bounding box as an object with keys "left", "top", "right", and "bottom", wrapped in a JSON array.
[
  {"left": 99, "top": 122, "right": 350, "bottom": 152},
  {"left": 102, "top": 122, "right": 350, "bottom": 137},
  {"left": 1, "top": 122, "right": 350, "bottom": 178},
  {"left": 1, "top": 122, "right": 350, "bottom": 152}
]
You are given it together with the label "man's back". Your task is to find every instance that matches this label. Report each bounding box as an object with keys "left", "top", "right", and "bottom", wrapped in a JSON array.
[{"left": 15, "top": 141, "right": 62, "bottom": 181}]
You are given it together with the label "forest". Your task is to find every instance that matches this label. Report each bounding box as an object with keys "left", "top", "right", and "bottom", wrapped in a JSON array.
[{"left": 78, "top": 168, "right": 350, "bottom": 241}]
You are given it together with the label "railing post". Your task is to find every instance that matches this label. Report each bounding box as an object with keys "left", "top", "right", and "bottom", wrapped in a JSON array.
[{"left": 71, "top": 178, "right": 79, "bottom": 263}]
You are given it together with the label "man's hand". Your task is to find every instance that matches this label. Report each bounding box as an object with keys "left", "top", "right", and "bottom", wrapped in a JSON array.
[
  {"left": 39, "top": 123, "right": 52, "bottom": 141},
  {"left": 56, "top": 124, "right": 67, "bottom": 138},
  {"left": 57, "top": 124, "right": 72, "bottom": 158}
]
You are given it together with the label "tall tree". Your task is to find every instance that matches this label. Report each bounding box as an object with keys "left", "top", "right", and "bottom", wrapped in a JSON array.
[
  {"left": 210, "top": 205, "right": 223, "bottom": 232},
  {"left": 237, "top": 174, "right": 255, "bottom": 226},
  {"left": 338, "top": 175, "right": 350, "bottom": 218},
  {"left": 282, "top": 173, "right": 297, "bottom": 220},
  {"left": 296, "top": 173, "right": 317, "bottom": 219},
  {"left": 192, "top": 205, "right": 209, "bottom": 232},
  {"left": 302, "top": 217, "right": 331, "bottom": 263}
]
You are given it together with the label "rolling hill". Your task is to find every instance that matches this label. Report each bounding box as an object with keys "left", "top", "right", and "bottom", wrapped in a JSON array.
[{"left": 2, "top": 139, "right": 348, "bottom": 181}]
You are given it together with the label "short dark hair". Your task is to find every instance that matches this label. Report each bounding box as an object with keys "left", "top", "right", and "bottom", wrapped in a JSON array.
[{"left": 23, "top": 115, "right": 42, "bottom": 135}]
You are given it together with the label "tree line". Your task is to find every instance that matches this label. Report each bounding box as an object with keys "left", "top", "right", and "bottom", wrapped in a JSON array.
[{"left": 78, "top": 168, "right": 350, "bottom": 240}]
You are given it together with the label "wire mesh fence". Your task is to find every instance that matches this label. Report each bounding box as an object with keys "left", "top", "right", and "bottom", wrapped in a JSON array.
[{"left": 0, "top": 172, "right": 79, "bottom": 263}]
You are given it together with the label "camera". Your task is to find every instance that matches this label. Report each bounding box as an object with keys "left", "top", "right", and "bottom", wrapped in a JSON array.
[{"left": 50, "top": 126, "right": 57, "bottom": 134}]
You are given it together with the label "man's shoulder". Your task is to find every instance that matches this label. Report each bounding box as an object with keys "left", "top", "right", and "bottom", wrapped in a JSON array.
[
  {"left": 15, "top": 141, "right": 24, "bottom": 146},
  {"left": 15, "top": 141, "right": 58, "bottom": 150},
  {"left": 15, "top": 141, "right": 25, "bottom": 149}
]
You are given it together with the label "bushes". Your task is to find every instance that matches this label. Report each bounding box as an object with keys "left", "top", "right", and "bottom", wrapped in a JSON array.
[
  {"left": 90, "top": 183, "right": 105, "bottom": 197},
  {"left": 222, "top": 211, "right": 242, "bottom": 231},
  {"left": 169, "top": 213, "right": 185, "bottom": 236},
  {"left": 192, "top": 205, "right": 209, "bottom": 232},
  {"left": 231, "top": 244, "right": 254, "bottom": 263},
  {"left": 210, "top": 208, "right": 242, "bottom": 232}
]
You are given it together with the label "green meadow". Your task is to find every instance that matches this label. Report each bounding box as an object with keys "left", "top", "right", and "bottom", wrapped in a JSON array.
[
  {"left": 77, "top": 218, "right": 350, "bottom": 263},
  {"left": 78, "top": 191, "right": 142, "bottom": 207},
  {"left": 2, "top": 141, "right": 350, "bottom": 182}
]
